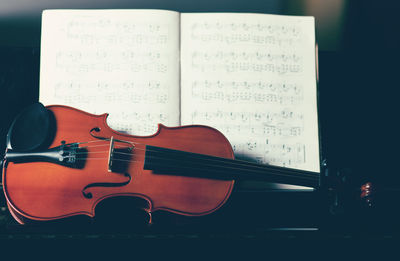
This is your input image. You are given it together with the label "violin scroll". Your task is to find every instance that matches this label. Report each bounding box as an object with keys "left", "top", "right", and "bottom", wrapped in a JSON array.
[{"left": 360, "top": 182, "right": 373, "bottom": 207}]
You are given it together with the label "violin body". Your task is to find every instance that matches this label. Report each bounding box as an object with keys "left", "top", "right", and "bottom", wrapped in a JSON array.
[{"left": 2, "top": 105, "right": 234, "bottom": 224}]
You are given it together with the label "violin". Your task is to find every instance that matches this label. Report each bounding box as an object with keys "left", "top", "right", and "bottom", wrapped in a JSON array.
[{"left": 1, "top": 104, "right": 359, "bottom": 225}]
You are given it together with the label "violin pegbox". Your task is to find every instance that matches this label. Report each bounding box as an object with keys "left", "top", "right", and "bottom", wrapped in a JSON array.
[{"left": 360, "top": 182, "right": 373, "bottom": 207}]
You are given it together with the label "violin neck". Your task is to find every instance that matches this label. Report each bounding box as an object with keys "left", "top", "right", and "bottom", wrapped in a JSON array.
[{"left": 143, "top": 145, "right": 320, "bottom": 188}]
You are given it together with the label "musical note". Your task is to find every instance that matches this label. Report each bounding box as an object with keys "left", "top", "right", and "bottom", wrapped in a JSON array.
[
  {"left": 40, "top": 10, "right": 181, "bottom": 136},
  {"left": 190, "top": 51, "right": 302, "bottom": 74},
  {"left": 189, "top": 22, "right": 301, "bottom": 46},
  {"left": 180, "top": 13, "right": 320, "bottom": 172}
]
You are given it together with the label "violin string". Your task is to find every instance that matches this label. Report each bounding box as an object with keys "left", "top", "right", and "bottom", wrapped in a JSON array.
[
  {"left": 66, "top": 139, "right": 139, "bottom": 148},
  {"left": 76, "top": 141, "right": 317, "bottom": 176},
  {"left": 65, "top": 141, "right": 319, "bottom": 182},
  {"left": 71, "top": 146, "right": 316, "bottom": 177},
  {"left": 66, "top": 139, "right": 112, "bottom": 146},
  {"left": 71, "top": 155, "right": 318, "bottom": 181},
  {"left": 71, "top": 147, "right": 318, "bottom": 179},
  {"left": 77, "top": 155, "right": 319, "bottom": 181},
  {"left": 69, "top": 139, "right": 136, "bottom": 145},
  {"left": 69, "top": 150, "right": 318, "bottom": 181},
  {"left": 144, "top": 155, "right": 319, "bottom": 181},
  {"left": 72, "top": 149, "right": 318, "bottom": 178},
  {"left": 74, "top": 158, "right": 141, "bottom": 163},
  {"left": 63, "top": 138, "right": 319, "bottom": 180},
  {"left": 74, "top": 150, "right": 133, "bottom": 155},
  {"left": 79, "top": 143, "right": 116, "bottom": 149}
]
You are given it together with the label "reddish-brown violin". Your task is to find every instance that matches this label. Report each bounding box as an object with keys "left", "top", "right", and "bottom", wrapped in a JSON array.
[{"left": 2, "top": 104, "right": 320, "bottom": 224}]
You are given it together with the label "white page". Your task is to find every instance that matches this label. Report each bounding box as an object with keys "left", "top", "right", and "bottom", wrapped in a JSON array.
[
  {"left": 181, "top": 13, "right": 320, "bottom": 173},
  {"left": 40, "top": 9, "right": 180, "bottom": 135}
]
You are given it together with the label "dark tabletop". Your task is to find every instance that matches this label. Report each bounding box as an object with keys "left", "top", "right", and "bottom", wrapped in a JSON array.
[{"left": 1, "top": 0, "right": 400, "bottom": 242}]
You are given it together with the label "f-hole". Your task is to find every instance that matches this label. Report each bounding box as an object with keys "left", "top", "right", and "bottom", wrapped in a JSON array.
[
  {"left": 82, "top": 173, "right": 132, "bottom": 199},
  {"left": 81, "top": 127, "right": 135, "bottom": 199}
]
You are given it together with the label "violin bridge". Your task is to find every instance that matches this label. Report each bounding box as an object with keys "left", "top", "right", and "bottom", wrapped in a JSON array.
[{"left": 107, "top": 136, "right": 115, "bottom": 172}]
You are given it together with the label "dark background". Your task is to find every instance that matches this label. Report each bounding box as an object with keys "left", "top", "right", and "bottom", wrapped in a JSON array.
[{"left": 1, "top": 0, "right": 400, "bottom": 241}]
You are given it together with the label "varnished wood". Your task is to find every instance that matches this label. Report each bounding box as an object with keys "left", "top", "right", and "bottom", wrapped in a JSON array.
[{"left": 2, "top": 105, "right": 234, "bottom": 224}]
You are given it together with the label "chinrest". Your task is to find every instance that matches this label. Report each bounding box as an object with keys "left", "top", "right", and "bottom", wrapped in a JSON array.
[{"left": 6, "top": 102, "right": 54, "bottom": 152}]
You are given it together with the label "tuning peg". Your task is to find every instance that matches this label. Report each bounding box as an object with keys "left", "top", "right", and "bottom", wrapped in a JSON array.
[{"left": 360, "top": 182, "right": 373, "bottom": 207}]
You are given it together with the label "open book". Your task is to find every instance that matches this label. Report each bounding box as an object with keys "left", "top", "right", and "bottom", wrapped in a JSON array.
[{"left": 39, "top": 9, "right": 320, "bottom": 175}]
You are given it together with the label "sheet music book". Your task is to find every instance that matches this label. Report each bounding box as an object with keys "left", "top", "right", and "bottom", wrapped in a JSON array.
[{"left": 39, "top": 9, "right": 320, "bottom": 174}]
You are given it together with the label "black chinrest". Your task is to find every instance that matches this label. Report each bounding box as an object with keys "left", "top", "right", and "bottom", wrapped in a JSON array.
[{"left": 6, "top": 102, "right": 54, "bottom": 152}]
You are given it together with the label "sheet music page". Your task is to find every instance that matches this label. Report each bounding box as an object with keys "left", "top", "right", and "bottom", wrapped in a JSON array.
[
  {"left": 40, "top": 10, "right": 180, "bottom": 135},
  {"left": 180, "top": 13, "right": 320, "bottom": 173}
]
